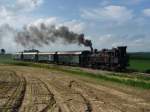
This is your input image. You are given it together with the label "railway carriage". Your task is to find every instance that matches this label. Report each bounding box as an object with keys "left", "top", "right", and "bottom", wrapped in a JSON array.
[
  {"left": 13, "top": 52, "right": 23, "bottom": 60},
  {"left": 57, "top": 51, "right": 80, "bottom": 65},
  {"left": 38, "top": 52, "right": 55, "bottom": 63},
  {"left": 14, "top": 46, "right": 129, "bottom": 70},
  {"left": 22, "top": 52, "right": 38, "bottom": 62},
  {"left": 56, "top": 51, "right": 91, "bottom": 66}
]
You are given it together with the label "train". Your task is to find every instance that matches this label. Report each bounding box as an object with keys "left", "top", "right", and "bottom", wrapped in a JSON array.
[{"left": 13, "top": 46, "right": 129, "bottom": 71}]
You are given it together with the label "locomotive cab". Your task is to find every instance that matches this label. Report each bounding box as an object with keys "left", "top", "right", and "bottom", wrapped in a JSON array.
[{"left": 117, "top": 46, "right": 129, "bottom": 69}]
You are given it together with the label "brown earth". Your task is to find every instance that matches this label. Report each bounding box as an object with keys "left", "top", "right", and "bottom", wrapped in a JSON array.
[{"left": 0, "top": 65, "right": 150, "bottom": 112}]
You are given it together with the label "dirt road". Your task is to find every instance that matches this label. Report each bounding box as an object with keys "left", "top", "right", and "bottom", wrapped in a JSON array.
[{"left": 0, "top": 66, "right": 150, "bottom": 112}]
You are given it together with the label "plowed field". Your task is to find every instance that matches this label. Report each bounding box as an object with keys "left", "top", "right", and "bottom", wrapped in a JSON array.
[{"left": 0, "top": 66, "right": 150, "bottom": 112}]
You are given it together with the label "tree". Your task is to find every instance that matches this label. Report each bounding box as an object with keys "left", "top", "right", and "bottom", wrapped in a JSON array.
[{"left": 1, "top": 49, "right": 6, "bottom": 55}]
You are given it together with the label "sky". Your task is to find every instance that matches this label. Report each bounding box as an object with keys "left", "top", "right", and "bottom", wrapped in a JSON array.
[{"left": 0, "top": 0, "right": 150, "bottom": 53}]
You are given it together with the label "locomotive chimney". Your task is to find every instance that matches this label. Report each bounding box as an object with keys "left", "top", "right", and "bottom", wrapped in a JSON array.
[
  {"left": 90, "top": 46, "right": 93, "bottom": 53},
  {"left": 79, "top": 34, "right": 93, "bottom": 52}
]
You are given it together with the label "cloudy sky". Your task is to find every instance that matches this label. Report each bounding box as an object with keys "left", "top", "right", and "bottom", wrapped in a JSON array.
[{"left": 0, "top": 0, "right": 150, "bottom": 53}]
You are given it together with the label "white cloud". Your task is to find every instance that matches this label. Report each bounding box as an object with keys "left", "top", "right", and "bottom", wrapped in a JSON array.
[
  {"left": 0, "top": 6, "right": 13, "bottom": 18},
  {"left": 0, "top": 1, "right": 149, "bottom": 52},
  {"left": 81, "top": 5, "right": 133, "bottom": 24},
  {"left": 97, "top": 34, "right": 120, "bottom": 48},
  {"left": 61, "top": 20, "right": 86, "bottom": 34},
  {"left": 0, "top": 0, "right": 44, "bottom": 52},
  {"left": 99, "top": 34, "right": 113, "bottom": 44},
  {"left": 143, "top": 8, "right": 150, "bottom": 17},
  {"left": 96, "top": 34, "right": 150, "bottom": 51},
  {"left": 0, "top": 0, "right": 44, "bottom": 27},
  {"left": 0, "top": 8, "right": 35, "bottom": 28},
  {"left": 0, "top": 0, "right": 87, "bottom": 53},
  {"left": 28, "top": 18, "right": 86, "bottom": 34},
  {"left": 0, "top": 6, "right": 14, "bottom": 25},
  {"left": 28, "top": 17, "right": 58, "bottom": 27},
  {"left": 17, "top": 0, "right": 43, "bottom": 11}
]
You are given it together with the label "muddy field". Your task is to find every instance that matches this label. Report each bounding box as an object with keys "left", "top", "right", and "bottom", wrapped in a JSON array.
[{"left": 0, "top": 66, "right": 150, "bottom": 112}]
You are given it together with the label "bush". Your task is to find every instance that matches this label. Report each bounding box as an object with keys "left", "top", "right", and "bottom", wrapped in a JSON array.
[{"left": 145, "top": 69, "right": 150, "bottom": 74}]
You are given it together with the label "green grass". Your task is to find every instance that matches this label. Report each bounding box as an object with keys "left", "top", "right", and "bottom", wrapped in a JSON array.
[
  {"left": 129, "top": 52, "right": 150, "bottom": 72},
  {"left": 57, "top": 67, "right": 150, "bottom": 89},
  {"left": 1, "top": 61, "right": 149, "bottom": 89},
  {"left": 0, "top": 54, "right": 14, "bottom": 63},
  {"left": 1, "top": 53, "right": 150, "bottom": 72},
  {"left": 129, "top": 59, "right": 150, "bottom": 72},
  {"left": 1, "top": 54, "right": 150, "bottom": 89},
  {"left": 129, "top": 52, "right": 150, "bottom": 60}
]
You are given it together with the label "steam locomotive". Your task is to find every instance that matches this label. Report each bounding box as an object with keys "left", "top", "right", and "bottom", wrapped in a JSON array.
[{"left": 13, "top": 46, "right": 129, "bottom": 70}]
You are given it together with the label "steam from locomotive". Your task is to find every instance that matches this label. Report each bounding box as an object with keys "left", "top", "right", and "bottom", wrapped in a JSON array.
[{"left": 15, "top": 23, "right": 93, "bottom": 50}]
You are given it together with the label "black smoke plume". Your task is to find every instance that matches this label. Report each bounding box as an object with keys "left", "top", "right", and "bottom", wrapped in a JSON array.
[{"left": 15, "top": 23, "right": 93, "bottom": 50}]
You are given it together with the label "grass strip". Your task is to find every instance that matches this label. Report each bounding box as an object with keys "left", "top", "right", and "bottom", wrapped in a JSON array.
[
  {"left": 3, "top": 61, "right": 150, "bottom": 89},
  {"left": 57, "top": 68, "right": 150, "bottom": 89}
]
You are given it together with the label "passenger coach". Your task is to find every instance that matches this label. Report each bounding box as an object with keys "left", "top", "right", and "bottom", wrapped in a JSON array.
[
  {"left": 13, "top": 46, "right": 129, "bottom": 70},
  {"left": 38, "top": 52, "right": 55, "bottom": 63},
  {"left": 57, "top": 51, "right": 91, "bottom": 66}
]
